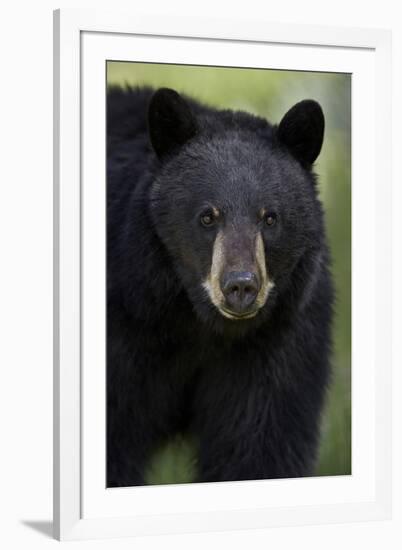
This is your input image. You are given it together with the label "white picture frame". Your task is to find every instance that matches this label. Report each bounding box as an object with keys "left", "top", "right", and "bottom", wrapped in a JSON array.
[{"left": 53, "top": 8, "right": 392, "bottom": 541}]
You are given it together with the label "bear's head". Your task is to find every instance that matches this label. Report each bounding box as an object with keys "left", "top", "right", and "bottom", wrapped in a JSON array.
[{"left": 148, "top": 88, "right": 326, "bottom": 333}]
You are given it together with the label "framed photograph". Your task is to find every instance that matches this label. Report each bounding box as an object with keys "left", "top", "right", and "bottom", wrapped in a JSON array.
[{"left": 53, "top": 9, "right": 392, "bottom": 541}]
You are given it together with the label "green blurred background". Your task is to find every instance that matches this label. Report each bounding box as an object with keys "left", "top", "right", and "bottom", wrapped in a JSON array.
[{"left": 107, "top": 62, "right": 351, "bottom": 483}]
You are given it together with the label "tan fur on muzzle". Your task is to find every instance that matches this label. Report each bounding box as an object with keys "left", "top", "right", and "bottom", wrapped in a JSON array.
[{"left": 202, "top": 231, "right": 274, "bottom": 320}]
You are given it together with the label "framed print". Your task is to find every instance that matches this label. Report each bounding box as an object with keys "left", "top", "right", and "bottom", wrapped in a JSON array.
[{"left": 53, "top": 9, "right": 392, "bottom": 541}]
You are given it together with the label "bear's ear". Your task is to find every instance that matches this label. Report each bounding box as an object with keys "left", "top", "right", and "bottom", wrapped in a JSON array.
[
  {"left": 148, "top": 88, "right": 198, "bottom": 158},
  {"left": 276, "top": 100, "right": 325, "bottom": 167}
]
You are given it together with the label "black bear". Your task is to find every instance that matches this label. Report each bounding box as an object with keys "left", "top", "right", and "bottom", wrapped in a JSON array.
[{"left": 107, "top": 86, "right": 333, "bottom": 487}]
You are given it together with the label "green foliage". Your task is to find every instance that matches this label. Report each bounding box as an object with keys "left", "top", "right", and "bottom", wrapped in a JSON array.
[
  {"left": 144, "top": 435, "right": 199, "bottom": 485},
  {"left": 108, "top": 62, "right": 351, "bottom": 481}
]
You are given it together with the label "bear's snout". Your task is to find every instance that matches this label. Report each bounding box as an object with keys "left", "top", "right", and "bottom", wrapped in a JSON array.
[{"left": 221, "top": 271, "right": 260, "bottom": 316}]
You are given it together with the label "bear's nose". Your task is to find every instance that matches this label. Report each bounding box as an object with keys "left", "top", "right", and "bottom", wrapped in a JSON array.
[{"left": 221, "top": 271, "right": 259, "bottom": 315}]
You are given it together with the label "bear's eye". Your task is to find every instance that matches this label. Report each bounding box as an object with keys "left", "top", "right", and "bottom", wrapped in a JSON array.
[
  {"left": 264, "top": 212, "right": 277, "bottom": 227},
  {"left": 200, "top": 210, "right": 216, "bottom": 227}
]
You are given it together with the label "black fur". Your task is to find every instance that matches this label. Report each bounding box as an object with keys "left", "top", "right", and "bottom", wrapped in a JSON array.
[
  {"left": 107, "top": 86, "right": 333, "bottom": 486},
  {"left": 277, "top": 99, "right": 325, "bottom": 166}
]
